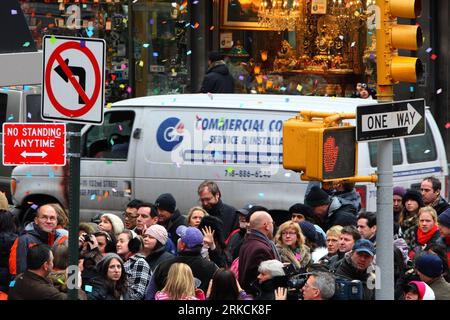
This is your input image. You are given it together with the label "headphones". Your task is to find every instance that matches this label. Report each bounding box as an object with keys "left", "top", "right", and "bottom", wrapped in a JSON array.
[{"left": 128, "top": 236, "right": 142, "bottom": 254}]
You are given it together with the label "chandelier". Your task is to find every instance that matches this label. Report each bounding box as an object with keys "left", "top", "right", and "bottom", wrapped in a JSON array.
[{"left": 258, "top": 0, "right": 303, "bottom": 31}]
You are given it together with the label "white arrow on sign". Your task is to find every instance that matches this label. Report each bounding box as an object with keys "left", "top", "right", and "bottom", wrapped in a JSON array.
[
  {"left": 361, "top": 103, "right": 422, "bottom": 134},
  {"left": 20, "top": 151, "right": 48, "bottom": 158}
]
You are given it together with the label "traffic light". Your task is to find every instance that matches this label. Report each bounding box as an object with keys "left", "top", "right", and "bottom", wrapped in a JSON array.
[
  {"left": 376, "top": 0, "right": 423, "bottom": 89},
  {"left": 283, "top": 118, "right": 358, "bottom": 181}
]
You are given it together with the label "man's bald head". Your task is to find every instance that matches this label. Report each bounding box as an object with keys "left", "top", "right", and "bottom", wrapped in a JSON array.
[{"left": 249, "top": 211, "right": 274, "bottom": 237}]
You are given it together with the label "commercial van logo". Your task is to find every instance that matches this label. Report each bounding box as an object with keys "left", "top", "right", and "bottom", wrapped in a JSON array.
[{"left": 157, "top": 117, "right": 185, "bottom": 151}]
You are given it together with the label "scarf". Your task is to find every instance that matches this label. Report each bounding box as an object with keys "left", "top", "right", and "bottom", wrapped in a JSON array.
[
  {"left": 251, "top": 230, "right": 281, "bottom": 261},
  {"left": 417, "top": 224, "right": 438, "bottom": 245}
]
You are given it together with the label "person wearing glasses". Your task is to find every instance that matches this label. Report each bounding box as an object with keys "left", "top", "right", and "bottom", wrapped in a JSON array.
[
  {"left": 122, "top": 199, "right": 143, "bottom": 230},
  {"left": 9, "top": 204, "right": 68, "bottom": 277},
  {"left": 301, "top": 271, "right": 336, "bottom": 300},
  {"left": 275, "top": 221, "right": 311, "bottom": 271},
  {"left": 197, "top": 180, "right": 238, "bottom": 239}
]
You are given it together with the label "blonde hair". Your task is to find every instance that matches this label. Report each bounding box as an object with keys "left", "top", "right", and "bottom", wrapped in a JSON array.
[
  {"left": 161, "top": 263, "right": 196, "bottom": 300},
  {"left": 48, "top": 203, "right": 69, "bottom": 228},
  {"left": 326, "top": 225, "right": 343, "bottom": 239},
  {"left": 275, "top": 221, "right": 305, "bottom": 248},
  {"left": 187, "top": 207, "right": 208, "bottom": 227},
  {"left": 418, "top": 206, "right": 438, "bottom": 223}
]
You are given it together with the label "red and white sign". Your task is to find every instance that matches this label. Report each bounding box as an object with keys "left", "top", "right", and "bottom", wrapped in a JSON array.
[
  {"left": 2, "top": 123, "right": 66, "bottom": 166},
  {"left": 42, "top": 35, "right": 105, "bottom": 125}
]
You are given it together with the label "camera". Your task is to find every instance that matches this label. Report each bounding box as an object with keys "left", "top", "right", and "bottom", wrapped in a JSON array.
[
  {"left": 282, "top": 264, "right": 310, "bottom": 299},
  {"left": 332, "top": 278, "right": 364, "bottom": 300},
  {"left": 83, "top": 234, "right": 93, "bottom": 243}
]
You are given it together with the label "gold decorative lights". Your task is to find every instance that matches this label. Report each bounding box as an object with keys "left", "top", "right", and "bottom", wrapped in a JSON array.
[{"left": 258, "top": 0, "right": 303, "bottom": 31}]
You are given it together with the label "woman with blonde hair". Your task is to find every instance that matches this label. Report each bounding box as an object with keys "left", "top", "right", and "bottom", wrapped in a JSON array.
[
  {"left": 187, "top": 207, "right": 208, "bottom": 228},
  {"left": 406, "top": 206, "right": 441, "bottom": 259},
  {"left": 155, "top": 263, "right": 205, "bottom": 300},
  {"left": 275, "top": 221, "right": 311, "bottom": 270}
]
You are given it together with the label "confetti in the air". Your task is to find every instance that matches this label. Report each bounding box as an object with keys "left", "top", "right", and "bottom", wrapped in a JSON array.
[{"left": 437, "top": 88, "right": 443, "bottom": 94}]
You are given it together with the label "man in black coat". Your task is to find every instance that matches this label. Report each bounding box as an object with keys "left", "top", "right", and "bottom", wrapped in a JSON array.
[
  {"left": 305, "top": 186, "right": 357, "bottom": 232},
  {"left": 198, "top": 180, "right": 238, "bottom": 239},
  {"left": 145, "top": 226, "right": 218, "bottom": 299},
  {"left": 421, "top": 177, "right": 450, "bottom": 216},
  {"left": 200, "top": 51, "right": 234, "bottom": 93},
  {"left": 155, "top": 193, "right": 187, "bottom": 244}
]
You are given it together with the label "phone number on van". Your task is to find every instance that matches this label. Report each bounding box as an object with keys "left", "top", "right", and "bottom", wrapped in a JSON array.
[{"left": 224, "top": 169, "right": 272, "bottom": 178}]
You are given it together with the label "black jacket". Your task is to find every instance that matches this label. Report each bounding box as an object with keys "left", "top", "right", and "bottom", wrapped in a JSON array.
[
  {"left": 254, "top": 276, "right": 288, "bottom": 300},
  {"left": 87, "top": 276, "right": 129, "bottom": 300},
  {"left": 0, "top": 232, "right": 17, "bottom": 293},
  {"left": 165, "top": 209, "right": 187, "bottom": 244},
  {"left": 145, "top": 245, "right": 174, "bottom": 273},
  {"left": 152, "top": 248, "right": 218, "bottom": 294},
  {"left": 206, "top": 200, "right": 238, "bottom": 239},
  {"left": 200, "top": 61, "right": 235, "bottom": 94},
  {"left": 318, "top": 197, "right": 357, "bottom": 232},
  {"left": 226, "top": 228, "right": 246, "bottom": 260},
  {"left": 434, "top": 196, "right": 450, "bottom": 216},
  {"left": 8, "top": 271, "right": 68, "bottom": 300}
]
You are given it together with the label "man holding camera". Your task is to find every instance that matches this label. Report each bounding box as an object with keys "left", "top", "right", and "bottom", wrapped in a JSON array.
[{"left": 335, "top": 239, "right": 376, "bottom": 300}]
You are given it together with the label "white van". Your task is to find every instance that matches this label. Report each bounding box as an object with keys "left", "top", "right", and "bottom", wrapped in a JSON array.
[
  {"left": 0, "top": 86, "right": 43, "bottom": 201},
  {"left": 10, "top": 94, "right": 448, "bottom": 224}
]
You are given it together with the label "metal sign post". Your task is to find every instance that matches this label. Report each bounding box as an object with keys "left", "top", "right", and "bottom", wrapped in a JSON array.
[{"left": 67, "top": 123, "right": 83, "bottom": 300}]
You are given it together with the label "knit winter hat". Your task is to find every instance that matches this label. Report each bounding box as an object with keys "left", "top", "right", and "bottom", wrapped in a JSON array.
[
  {"left": 438, "top": 208, "right": 450, "bottom": 228},
  {"left": 299, "top": 220, "right": 317, "bottom": 243},
  {"left": 408, "top": 281, "right": 435, "bottom": 300},
  {"left": 402, "top": 189, "right": 424, "bottom": 207},
  {"left": 289, "top": 203, "right": 314, "bottom": 219},
  {"left": 101, "top": 213, "right": 124, "bottom": 235},
  {"left": 393, "top": 186, "right": 406, "bottom": 198},
  {"left": 304, "top": 186, "right": 331, "bottom": 207},
  {"left": 155, "top": 193, "right": 176, "bottom": 214},
  {"left": 415, "top": 253, "right": 443, "bottom": 278},
  {"left": 145, "top": 224, "right": 168, "bottom": 245}
]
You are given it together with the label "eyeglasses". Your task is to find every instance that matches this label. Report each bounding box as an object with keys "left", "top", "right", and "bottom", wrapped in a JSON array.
[
  {"left": 122, "top": 212, "right": 138, "bottom": 220},
  {"left": 38, "top": 215, "right": 57, "bottom": 221},
  {"left": 282, "top": 232, "right": 296, "bottom": 237}
]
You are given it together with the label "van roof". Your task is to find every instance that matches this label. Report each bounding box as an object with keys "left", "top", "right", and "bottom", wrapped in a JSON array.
[{"left": 112, "top": 94, "right": 378, "bottom": 113}]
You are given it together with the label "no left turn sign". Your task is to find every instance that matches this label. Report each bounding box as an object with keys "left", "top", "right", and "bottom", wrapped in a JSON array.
[{"left": 42, "top": 35, "right": 105, "bottom": 125}]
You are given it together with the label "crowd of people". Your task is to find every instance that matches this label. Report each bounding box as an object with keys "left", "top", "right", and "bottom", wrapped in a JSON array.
[{"left": 1, "top": 176, "right": 450, "bottom": 300}]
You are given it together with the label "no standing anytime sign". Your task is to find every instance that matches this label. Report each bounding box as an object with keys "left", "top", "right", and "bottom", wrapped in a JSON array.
[
  {"left": 2, "top": 123, "right": 66, "bottom": 166},
  {"left": 41, "top": 35, "right": 105, "bottom": 125}
]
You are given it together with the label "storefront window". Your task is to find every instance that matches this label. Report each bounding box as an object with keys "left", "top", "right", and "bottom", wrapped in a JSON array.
[
  {"left": 20, "top": 0, "right": 131, "bottom": 103},
  {"left": 131, "top": 1, "right": 190, "bottom": 96}
]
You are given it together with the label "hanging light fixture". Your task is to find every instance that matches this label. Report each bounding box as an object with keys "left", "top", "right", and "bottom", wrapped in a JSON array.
[{"left": 258, "top": 0, "right": 303, "bottom": 31}]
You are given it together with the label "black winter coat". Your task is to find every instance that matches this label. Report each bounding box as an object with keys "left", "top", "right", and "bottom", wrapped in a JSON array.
[
  {"left": 87, "top": 276, "right": 129, "bottom": 300},
  {"left": 206, "top": 200, "right": 238, "bottom": 239},
  {"left": 434, "top": 196, "right": 450, "bottom": 216},
  {"left": 200, "top": 62, "right": 235, "bottom": 93},
  {"left": 152, "top": 248, "right": 218, "bottom": 294},
  {"left": 318, "top": 197, "right": 357, "bottom": 232},
  {"left": 145, "top": 244, "right": 174, "bottom": 273},
  {"left": 165, "top": 209, "right": 187, "bottom": 244},
  {"left": 0, "top": 232, "right": 17, "bottom": 293}
]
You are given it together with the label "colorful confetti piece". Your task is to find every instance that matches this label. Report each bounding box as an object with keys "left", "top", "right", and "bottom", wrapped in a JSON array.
[
  {"left": 431, "top": 54, "right": 438, "bottom": 60},
  {"left": 445, "top": 123, "right": 450, "bottom": 129},
  {"left": 226, "top": 167, "right": 234, "bottom": 174},
  {"left": 143, "top": 43, "right": 149, "bottom": 48},
  {"left": 25, "top": 172, "right": 32, "bottom": 177},
  {"left": 426, "top": 48, "right": 432, "bottom": 53},
  {"left": 112, "top": 188, "right": 117, "bottom": 193},
  {"left": 437, "top": 88, "right": 443, "bottom": 94},
  {"left": 139, "top": 60, "right": 144, "bottom": 67},
  {"left": 153, "top": 52, "right": 159, "bottom": 57},
  {"left": 284, "top": 172, "right": 291, "bottom": 178},
  {"left": 104, "top": 191, "right": 109, "bottom": 199},
  {"left": 297, "top": 84, "right": 303, "bottom": 92},
  {"left": 50, "top": 35, "right": 57, "bottom": 44},
  {"left": 48, "top": 172, "right": 54, "bottom": 178},
  {"left": 31, "top": 204, "right": 38, "bottom": 210},
  {"left": 238, "top": 75, "right": 244, "bottom": 81},
  {"left": 22, "top": 42, "right": 30, "bottom": 47},
  {"left": 11, "top": 10, "right": 17, "bottom": 15},
  {"left": 90, "top": 194, "right": 96, "bottom": 200},
  {"left": 209, "top": 26, "right": 215, "bottom": 30},
  {"left": 187, "top": 50, "right": 192, "bottom": 55},
  {"left": 258, "top": 192, "right": 265, "bottom": 198},
  {"left": 106, "top": 103, "right": 112, "bottom": 109}
]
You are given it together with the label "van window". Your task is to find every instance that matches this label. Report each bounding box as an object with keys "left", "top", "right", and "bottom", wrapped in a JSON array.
[
  {"left": 368, "top": 139, "right": 403, "bottom": 167},
  {"left": 404, "top": 121, "right": 437, "bottom": 163},
  {"left": 0, "top": 93, "right": 7, "bottom": 133},
  {"left": 82, "top": 111, "right": 135, "bottom": 159},
  {"left": 26, "top": 94, "right": 47, "bottom": 122}
]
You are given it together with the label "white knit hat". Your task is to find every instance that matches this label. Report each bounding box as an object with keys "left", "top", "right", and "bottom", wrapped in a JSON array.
[{"left": 101, "top": 213, "right": 124, "bottom": 235}]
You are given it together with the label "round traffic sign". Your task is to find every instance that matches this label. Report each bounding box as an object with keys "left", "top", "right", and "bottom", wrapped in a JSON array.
[{"left": 45, "top": 41, "right": 101, "bottom": 118}]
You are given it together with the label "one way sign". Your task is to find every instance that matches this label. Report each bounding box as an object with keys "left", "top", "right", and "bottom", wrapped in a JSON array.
[{"left": 356, "top": 99, "right": 425, "bottom": 142}]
